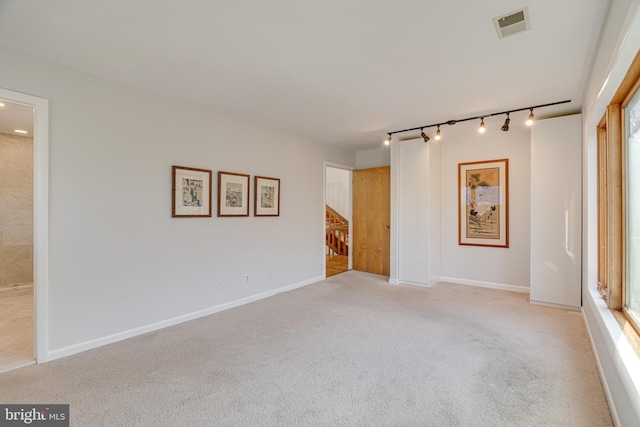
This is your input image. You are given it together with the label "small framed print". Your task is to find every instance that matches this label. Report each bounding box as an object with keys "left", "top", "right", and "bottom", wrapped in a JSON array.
[
  {"left": 255, "top": 176, "right": 280, "bottom": 217},
  {"left": 458, "top": 158, "right": 509, "bottom": 247},
  {"left": 218, "top": 171, "right": 250, "bottom": 217},
  {"left": 172, "top": 166, "right": 212, "bottom": 218}
]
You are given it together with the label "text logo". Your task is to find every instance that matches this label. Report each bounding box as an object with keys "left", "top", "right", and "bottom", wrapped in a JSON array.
[{"left": 0, "top": 405, "right": 69, "bottom": 427}]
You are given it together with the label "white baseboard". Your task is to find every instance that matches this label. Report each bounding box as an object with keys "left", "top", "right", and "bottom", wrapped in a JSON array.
[
  {"left": 398, "top": 280, "right": 432, "bottom": 288},
  {"left": 531, "top": 299, "right": 581, "bottom": 312},
  {"left": 47, "top": 276, "right": 324, "bottom": 361},
  {"left": 389, "top": 278, "right": 438, "bottom": 287},
  {"left": 439, "top": 276, "right": 530, "bottom": 294}
]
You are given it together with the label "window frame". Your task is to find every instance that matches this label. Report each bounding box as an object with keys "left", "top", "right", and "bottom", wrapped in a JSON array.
[
  {"left": 597, "top": 104, "right": 624, "bottom": 311},
  {"left": 597, "top": 115, "right": 609, "bottom": 300},
  {"left": 598, "top": 49, "right": 640, "bottom": 335},
  {"left": 622, "top": 76, "right": 640, "bottom": 333}
]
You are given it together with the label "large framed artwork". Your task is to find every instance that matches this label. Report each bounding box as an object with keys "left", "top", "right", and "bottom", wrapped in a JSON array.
[
  {"left": 254, "top": 176, "right": 280, "bottom": 217},
  {"left": 458, "top": 158, "right": 509, "bottom": 247},
  {"left": 172, "top": 166, "right": 212, "bottom": 217},
  {"left": 218, "top": 171, "right": 250, "bottom": 217}
]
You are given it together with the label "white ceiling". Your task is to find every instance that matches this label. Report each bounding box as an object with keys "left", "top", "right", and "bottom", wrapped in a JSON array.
[{"left": 0, "top": 0, "right": 611, "bottom": 150}]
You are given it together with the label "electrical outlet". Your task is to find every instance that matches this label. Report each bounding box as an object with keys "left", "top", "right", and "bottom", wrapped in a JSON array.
[{"left": 245, "top": 274, "right": 250, "bottom": 282}]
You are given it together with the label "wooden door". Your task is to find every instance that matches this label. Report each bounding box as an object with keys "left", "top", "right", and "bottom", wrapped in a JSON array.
[{"left": 353, "top": 166, "right": 390, "bottom": 275}]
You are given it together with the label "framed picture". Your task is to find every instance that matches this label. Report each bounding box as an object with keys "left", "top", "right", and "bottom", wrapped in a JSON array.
[
  {"left": 254, "top": 176, "right": 280, "bottom": 217},
  {"left": 458, "top": 158, "right": 509, "bottom": 247},
  {"left": 218, "top": 171, "right": 250, "bottom": 217},
  {"left": 172, "top": 166, "right": 212, "bottom": 217}
]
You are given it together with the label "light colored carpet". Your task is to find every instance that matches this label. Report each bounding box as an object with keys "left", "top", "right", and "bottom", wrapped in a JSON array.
[{"left": 0, "top": 271, "right": 611, "bottom": 426}]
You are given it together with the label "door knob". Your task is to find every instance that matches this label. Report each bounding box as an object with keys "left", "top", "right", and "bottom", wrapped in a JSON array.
[{"left": 384, "top": 225, "right": 390, "bottom": 229}]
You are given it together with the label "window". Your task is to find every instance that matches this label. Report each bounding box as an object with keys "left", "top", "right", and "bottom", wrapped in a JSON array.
[
  {"left": 598, "top": 49, "right": 640, "bottom": 334},
  {"left": 625, "top": 84, "right": 640, "bottom": 330},
  {"left": 597, "top": 116, "right": 608, "bottom": 299},
  {"left": 597, "top": 105, "right": 623, "bottom": 310}
]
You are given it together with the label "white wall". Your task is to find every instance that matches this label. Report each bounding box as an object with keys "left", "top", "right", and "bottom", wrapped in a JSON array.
[
  {"left": 397, "top": 139, "right": 430, "bottom": 286},
  {"left": 427, "top": 140, "right": 441, "bottom": 285},
  {"left": 392, "top": 116, "right": 529, "bottom": 289},
  {"left": 394, "top": 137, "right": 441, "bottom": 286},
  {"left": 356, "top": 147, "right": 390, "bottom": 169},
  {"left": 0, "top": 45, "right": 355, "bottom": 357},
  {"left": 440, "top": 118, "right": 531, "bottom": 290},
  {"left": 325, "top": 167, "right": 350, "bottom": 219},
  {"left": 530, "top": 114, "right": 582, "bottom": 310},
  {"left": 581, "top": 1, "right": 640, "bottom": 425}
]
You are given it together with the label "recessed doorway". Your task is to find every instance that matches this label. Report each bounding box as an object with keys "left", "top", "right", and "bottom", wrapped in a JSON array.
[
  {"left": 325, "top": 164, "right": 352, "bottom": 278},
  {"left": 0, "top": 87, "right": 49, "bottom": 372},
  {"left": 0, "top": 99, "right": 35, "bottom": 372}
]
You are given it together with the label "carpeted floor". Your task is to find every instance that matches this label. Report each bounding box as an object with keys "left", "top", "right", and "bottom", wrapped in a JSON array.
[{"left": 0, "top": 271, "right": 612, "bottom": 426}]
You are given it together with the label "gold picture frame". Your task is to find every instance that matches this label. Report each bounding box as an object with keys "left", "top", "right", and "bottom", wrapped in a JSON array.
[{"left": 458, "top": 159, "right": 509, "bottom": 247}]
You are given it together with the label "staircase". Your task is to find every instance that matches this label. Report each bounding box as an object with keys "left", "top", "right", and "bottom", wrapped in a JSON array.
[{"left": 326, "top": 205, "right": 348, "bottom": 256}]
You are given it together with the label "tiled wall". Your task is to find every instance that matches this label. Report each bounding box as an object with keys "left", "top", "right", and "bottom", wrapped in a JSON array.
[{"left": 0, "top": 133, "right": 33, "bottom": 288}]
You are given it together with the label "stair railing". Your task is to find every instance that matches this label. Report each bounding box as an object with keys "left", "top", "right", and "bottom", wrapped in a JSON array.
[{"left": 326, "top": 205, "right": 349, "bottom": 256}]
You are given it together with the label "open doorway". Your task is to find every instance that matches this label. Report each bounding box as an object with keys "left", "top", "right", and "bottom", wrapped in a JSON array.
[
  {"left": 325, "top": 164, "right": 352, "bottom": 277},
  {"left": 0, "top": 87, "right": 48, "bottom": 372},
  {"left": 0, "top": 99, "right": 35, "bottom": 372}
]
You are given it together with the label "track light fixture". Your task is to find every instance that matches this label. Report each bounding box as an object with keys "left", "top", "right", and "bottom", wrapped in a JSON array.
[
  {"left": 526, "top": 108, "right": 535, "bottom": 126},
  {"left": 501, "top": 113, "right": 510, "bottom": 132},
  {"left": 420, "top": 128, "right": 430, "bottom": 143},
  {"left": 383, "top": 99, "right": 569, "bottom": 145},
  {"left": 434, "top": 126, "right": 442, "bottom": 141}
]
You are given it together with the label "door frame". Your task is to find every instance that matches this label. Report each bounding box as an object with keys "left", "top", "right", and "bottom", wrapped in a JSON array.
[
  {"left": 323, "top": 162, "right": 354, "bottom": 276},
  {"left": 0, "top": 87, "right": 49, "bottom": 364}
]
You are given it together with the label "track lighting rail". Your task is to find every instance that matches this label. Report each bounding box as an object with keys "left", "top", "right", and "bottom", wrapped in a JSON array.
[{"left": 385, "top": 99, "right": 571, "bottom": 141}]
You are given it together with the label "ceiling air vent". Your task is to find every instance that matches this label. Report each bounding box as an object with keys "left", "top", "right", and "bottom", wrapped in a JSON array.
[{"left": 493, "top": 7, "right": 531, "bottom": 38}]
